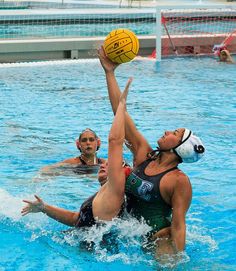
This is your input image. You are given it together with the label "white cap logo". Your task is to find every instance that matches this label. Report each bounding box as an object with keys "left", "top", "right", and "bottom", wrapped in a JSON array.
[{"left": 173, "top": 129, "right": 205, "bottom": 163}]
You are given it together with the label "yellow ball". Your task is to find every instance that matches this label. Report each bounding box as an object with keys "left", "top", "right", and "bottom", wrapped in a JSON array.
[{"left": 104, "top": 29, "right": 139, "bottom": 64}]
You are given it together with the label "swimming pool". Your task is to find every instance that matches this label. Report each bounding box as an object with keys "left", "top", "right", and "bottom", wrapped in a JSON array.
[
  {"left": 0, "top": 56, "right": 236, "bottom": 270},
  {"left": 0, "top": 20, "right": 235, "bottom": 39}
]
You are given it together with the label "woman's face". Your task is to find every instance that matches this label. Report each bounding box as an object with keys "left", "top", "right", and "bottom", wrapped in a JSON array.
[
  {"left": 158, "top": 128, "right": 185, "bottom": 151},
  {"left": 98, "top": 161, "right": 132, "bottom": 186},
  {"left": 79, "top": 131, "right": 98, "bottom": 155},
  {"left": 98, "top": 161, "right": 108, "bottom": 185}
]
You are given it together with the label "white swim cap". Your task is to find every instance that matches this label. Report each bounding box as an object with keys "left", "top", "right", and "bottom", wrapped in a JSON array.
[{"left": 173, "top": 129, "right": 205, "bottom": 163}]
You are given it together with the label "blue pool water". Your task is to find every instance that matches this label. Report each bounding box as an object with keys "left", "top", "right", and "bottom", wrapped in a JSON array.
[{"left": 0, "top": 56, "right": 236, "bottom": 270}]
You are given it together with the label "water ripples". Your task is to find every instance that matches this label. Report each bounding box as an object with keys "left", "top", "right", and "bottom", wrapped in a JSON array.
[{"left": 0, "top": 57, "right": 236, "bottom": 270}]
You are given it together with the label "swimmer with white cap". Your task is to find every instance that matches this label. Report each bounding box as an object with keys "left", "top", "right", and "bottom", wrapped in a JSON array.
[
  {"left": 98, "top": 46, "right": 206, "bottom": 260},
  {"left": 153, "top": 128, "right": 205, "bottom": 163}
]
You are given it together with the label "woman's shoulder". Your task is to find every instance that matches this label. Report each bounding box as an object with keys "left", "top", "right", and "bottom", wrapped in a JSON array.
[
  {"left": 166, "top": 168, "right": 190, "bottom": 184},
  {"left": 62, "top": 157, "right": 82, "bottom": 164}
]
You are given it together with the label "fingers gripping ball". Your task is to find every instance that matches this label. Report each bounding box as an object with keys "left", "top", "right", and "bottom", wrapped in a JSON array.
[{"left": 104, "top": 29, "right": 139, "bottom": 64}]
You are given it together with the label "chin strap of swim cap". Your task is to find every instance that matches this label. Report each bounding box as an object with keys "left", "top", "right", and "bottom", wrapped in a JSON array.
[
  {"left": 147, "top": 148, "right": 159, "bottom": 160},
  {"left": 147, "top": 147, "right": 169, "bottom": 160},
  {"left": 172, "top": 129, "right": 205, "bottom": 163}
]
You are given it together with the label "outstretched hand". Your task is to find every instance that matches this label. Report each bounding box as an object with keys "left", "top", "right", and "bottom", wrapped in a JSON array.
[
  {"left": 97, "top": 46, "right": 119, "bottom": 73},
  {"left": 120, "top": 77, "right": 133, "bottom": 104},
  {"left": 21, "top": 195, "right": 45, "bottom": 216}
]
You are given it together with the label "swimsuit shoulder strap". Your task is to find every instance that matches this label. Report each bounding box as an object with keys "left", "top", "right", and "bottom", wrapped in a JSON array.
[
  {"left": 158, "top": 166, "right": 178, "bottom": 178},
  {"left": 78, "top": 156, "right": 87, "bottom": 165},
  {"left": 136, "top": 158, "right": 153, "bottom": 169}
]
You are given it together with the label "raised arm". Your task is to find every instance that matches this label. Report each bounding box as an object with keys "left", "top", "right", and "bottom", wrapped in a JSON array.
[
  {"left": 98, "top": 47, "right": 152, "bottom": 164},
  {"left": 21, "top": 195, "right": 79, "bottom": 226},
  {"left": 92, "top": 78, "right": 134, "bottom": 219},
  {"left": 107, "top": 78, "right": 131, "bottom": 193}
]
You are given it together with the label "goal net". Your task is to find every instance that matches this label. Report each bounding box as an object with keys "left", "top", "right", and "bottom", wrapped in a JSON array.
[{"left": 155, "top": 3, "right": 236, "bottom": 60}]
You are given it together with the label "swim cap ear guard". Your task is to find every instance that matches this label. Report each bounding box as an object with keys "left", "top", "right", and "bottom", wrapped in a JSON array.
[
  {"left": 96, "top": 138, "right": 101, "bottom": 151},
  {"left": 76, "top": 139, "right": 81, "bottom": 151},
  {"left": 172, "top": 129, "right": 205, "bottom": 163},
  {"left": 75, "top": 138, "right": 101, "bottom": 151}
]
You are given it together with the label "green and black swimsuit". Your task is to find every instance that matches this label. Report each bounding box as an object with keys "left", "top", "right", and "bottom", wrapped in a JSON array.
[{"left": 125, "top": 158, "right": 177, "bottom": 231}]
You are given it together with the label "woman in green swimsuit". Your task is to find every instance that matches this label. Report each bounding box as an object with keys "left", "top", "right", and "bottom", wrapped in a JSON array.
[{"left": 98, "top": 47, "right": 205, "bottom": 256}]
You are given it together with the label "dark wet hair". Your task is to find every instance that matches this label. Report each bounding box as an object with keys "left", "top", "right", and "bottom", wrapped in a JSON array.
[
  {"left": 122, "top": 160, "right": 131, "bottom": 167},
  {"left": 78, "top": 128, "right": 98, "bottom": 141}
]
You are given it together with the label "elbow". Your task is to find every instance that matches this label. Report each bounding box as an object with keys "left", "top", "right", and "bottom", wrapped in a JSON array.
[
  {"left": 72, "top": 212, "right": 79, "bottom": 227},
  {"left": 108, "top": 134, "right": 124, "bottom": 146}
]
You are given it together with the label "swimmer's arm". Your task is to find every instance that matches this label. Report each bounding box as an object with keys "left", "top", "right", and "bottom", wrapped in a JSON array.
[
  {"left": 227, "top": 53, "right": 234, "bottom": 63},
  {"left": 40, "top": 163, "right": 63, "bottom": 174},
  {"left": 42, "top": 205, "right": 78, "bottom": 226},
  {"left": 153, "top": 176, "right": 191, "bottom": 262},
  {"left": 21, "top": 195, "right": 78, "bottom": 226},
  {"left": 98, "top": 47, "right": 152, "bottom": 162},
  {"left": 170, "top": 175, "right": 192, "bottom": 252},
  {"left": 152, "top": 227, "right": 176, "bottom": 259},
  {"left": 40, "top": 158, "right": 78, "bottom": 174},
  {"left": 107, "top": 78, "right": 130, "bottom": 193}
]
